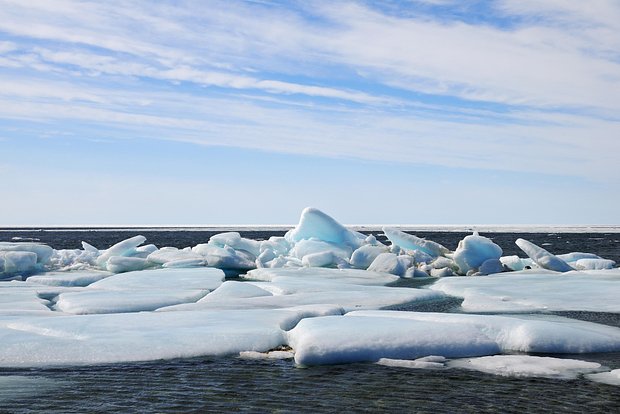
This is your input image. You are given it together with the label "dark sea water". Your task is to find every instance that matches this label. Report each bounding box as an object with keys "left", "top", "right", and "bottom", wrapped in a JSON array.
[{"left": 1, "top": 229, "right": 619, "bottom": 413}]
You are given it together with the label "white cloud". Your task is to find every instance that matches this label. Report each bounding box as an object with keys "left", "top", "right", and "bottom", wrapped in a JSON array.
[{"left": 0, "top": 0, "right": 618, "bottom": 188}]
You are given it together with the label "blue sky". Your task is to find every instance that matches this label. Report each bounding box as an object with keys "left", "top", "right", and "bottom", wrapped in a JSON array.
[{"left": 0, "top": 0, "right": 619, "bottom": 225}]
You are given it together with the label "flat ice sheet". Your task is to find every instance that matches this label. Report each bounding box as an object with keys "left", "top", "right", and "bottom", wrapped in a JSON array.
[
  {"left": 161, "top": 285, "right": 443, "bottom": 312},
  {"left": 53, "top": 268, "right": 225, "bottom": 314},
  {"left": 55, "top": 289, "right": 209, "bottom": 314},
  {"left": 89, "top": 267, "right": 225, "bottom": 291},
  {"left": 245, "top": 268, "right": 399, "bottom": 285},
  {"left": 287, "top": 311, "right": 620, "bottom": 366},
  {"left": 26, "top": 271, "right": 112, "bottom": 287},
  {"left": 448, "top": 355, "right": 602, "bottom": 379},
  {"left": 0, "top": 305, "right": 341, "bottom": 367},
  {"left": 429, "top": 269, "right": 620, "bottom": 313},
  {"left": 161, "top": 272, "right": 444, "bottom": 312}
]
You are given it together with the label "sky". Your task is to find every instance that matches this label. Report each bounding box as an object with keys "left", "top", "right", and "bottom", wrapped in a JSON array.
[{"left": 0, "top": 0, "right": 619, "bottom": 225}]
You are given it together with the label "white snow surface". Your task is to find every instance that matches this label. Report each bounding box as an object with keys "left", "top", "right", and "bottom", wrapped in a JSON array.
[
  {"left": 448, "top": 355, "right": 603, "bottom": 379},
  {"left": 430, "top": 269, "right": 620, "bottom": 313}
]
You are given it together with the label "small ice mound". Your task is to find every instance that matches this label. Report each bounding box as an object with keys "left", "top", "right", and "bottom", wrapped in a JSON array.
[
  {"left": 500, "top": 255, "right": 535, "bottom": 271},
  {"left": 476, "top": 258, "right": 504, "bottom": 276},
  {"left": 573, "top": 258, "right": 616, "bottom": 270},
  {"left": 350, "top": 245, "right": 389, "bottom": 269},
  {"left": 516, "top": 239, "right": 573, "bottom": 272},
  {"left": 382, "top": 227, "right": 449, "bottom": 258},
  {"left": 367, "top": 253, "right": 409, "bottom": 276},
  {"left": 377, "top": 356, "right": 447, "bottom": 369},
  {"left": 192, "top": 244, "right": 256, "bottom": 270},
  {"left": 209, "top": 232, "right": 262, "bottom": 257},
  {"left": 106, "top": 256, "right": 151, "bottom": 273},
  {"left": 285, "top": 207, "right": 366, "bottom": 249},
  {"left": 239, "top": 350, "right": 294, "bottom": 360},
  {"left": 0, "top": 242, "right": 54, "bottom": 265},
  {"left": 453, "top": 233, "right": 502, "bottom": 275},
  {"left": 147, "top": 248, "right": 204, "bottom": 265},
  {"left": 557, "top": 252, "right": 603, "bottom": 263},
  {"left": 586, "top": 369, "right": 620, "bottom": 386},
  {"left": 301, "top": 251, "right": 336, "bottom": 268},
  {"left": 1, "top": 251, "right": 38, "bottom": 276},
  {"left": 448, "top": 355, "right": 602, "bottom": 379},
  {"left": 95, "top": 235, "right": 147, "bottom": 268}
]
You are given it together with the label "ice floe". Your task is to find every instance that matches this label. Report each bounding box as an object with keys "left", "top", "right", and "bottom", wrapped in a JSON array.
[
  {"left": 377, "top": 356, "right": 447, "bottom": 369},
  {"left": 287, "top": 311, "right": 620, "bottom": 366},
  {"left": 448, "top": 355, "right": 603, "bottom": 379},
  {"left": 0, "top": 306, "right": 341, "bottom": 367},
  {"left": 586, "top": 369, "right": 620, "bottom": 386},
  {"left": 430, "top": 269, "right": 620, "bottom": 313},
  {"left": 54, "top": 268, "right": 225, "bottom": 314}
]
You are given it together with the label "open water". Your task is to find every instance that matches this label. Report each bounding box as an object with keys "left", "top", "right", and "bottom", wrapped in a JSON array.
[{"left": 0, "top": 229, "right": 619, "bottom": 413}]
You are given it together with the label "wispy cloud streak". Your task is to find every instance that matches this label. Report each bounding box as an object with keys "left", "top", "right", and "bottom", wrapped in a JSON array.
[{"left": 0, "top": 0, "right": 619, "bottom": 184}]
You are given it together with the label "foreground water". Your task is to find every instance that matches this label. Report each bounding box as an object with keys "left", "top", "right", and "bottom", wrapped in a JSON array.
[{"left": 1, "top": 229, "right": 619, "bottom": 413}]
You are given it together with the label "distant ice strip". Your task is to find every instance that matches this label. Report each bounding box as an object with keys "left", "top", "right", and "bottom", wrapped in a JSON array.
[{"left": 1, "top": 225, "right": 620, "bottom": 233}]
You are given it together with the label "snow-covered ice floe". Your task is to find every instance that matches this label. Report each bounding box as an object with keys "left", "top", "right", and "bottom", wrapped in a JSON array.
[
  {"left": 429, "top": 268, "right": 620, "bottom": 313},
  {"left": 0, "top": 207, "right": 619, "bottom": 369},
  {"left": 0, "top": 305, "right": 341, "bottom": 367},
  {"left": 287, "top": 311, "right": 620, "bottom": 366},
  {"left": 55, "top": 268, "right": 225, "bottom": 314}
]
